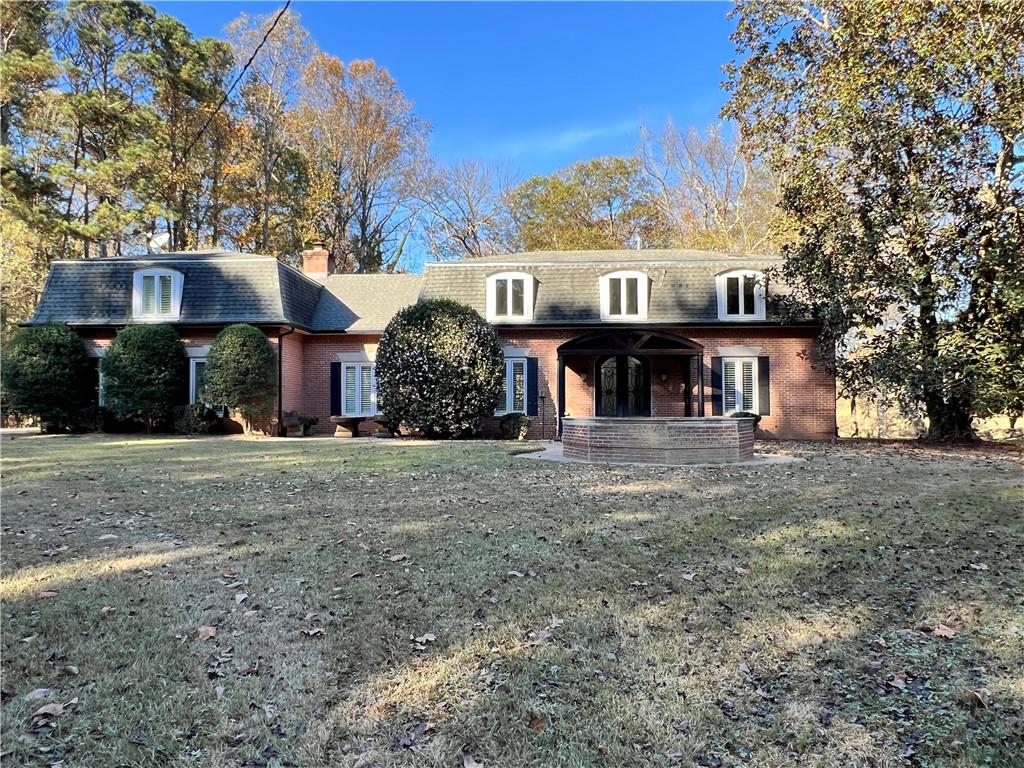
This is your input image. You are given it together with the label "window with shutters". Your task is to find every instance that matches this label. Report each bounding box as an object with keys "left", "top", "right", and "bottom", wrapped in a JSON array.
[
  {"left": 722, "top": 358, "right": 758, "bottom": 413},
  {"left": 342, "top": 362, "right": 377, "bottom": 417},
  {"left": 600, "top": 271, "right": 648, "bottom": 321},
  {"left": 716, "top": 270, "right": 765, "bottom": 320},
  {"left": 495, "top": 358, "right": 527, "bottom": 414},
  {"left": 485, "top": 272, "right": 535, "bottom": 322},
  {"left": 132, "top": 268, "right": 183, "bottom": 320}
]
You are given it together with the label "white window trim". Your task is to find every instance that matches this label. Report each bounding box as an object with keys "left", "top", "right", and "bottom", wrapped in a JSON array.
[
  {"left": 599, "top": 270, "right": 649, "bottom": 321},
  {"left": 495, "top": 357, "right": 528, "bottom": 415},
  {"left": 132, "top": 267, "right": 184, "bottom": 321},
  {"left": 716, "top": 270, "right": 766, "bottom": 321},
  {"left": 189, "top": 358, "right": 206, "bottom": 404},
  {"left": 485, "top": 272, "right": 535, "bottom": 323},
  {"left": 722, "top": 357, "right": 759, "bottom": 414},
  {"left": 342, "top": 362, "right": 377, "bottom": 417}
]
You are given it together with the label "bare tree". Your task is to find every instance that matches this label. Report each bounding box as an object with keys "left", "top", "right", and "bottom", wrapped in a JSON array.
[
  {"left": 640, "top": 121, "right": 780, "bottom": 253},
  {"left": 416, "top": 159, "right": 519, "bottom": 260}
]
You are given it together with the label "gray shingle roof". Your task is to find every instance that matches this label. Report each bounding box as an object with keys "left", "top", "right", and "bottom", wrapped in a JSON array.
[
  {"left": 311, "top": 274, "right": 423, "bottom": 332},
  {"left": 420, "top": 250, "right": 787, "bottom": 324}
]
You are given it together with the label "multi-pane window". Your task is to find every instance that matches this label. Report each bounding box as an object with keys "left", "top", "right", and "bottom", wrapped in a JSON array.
[
  {"left": 494, "top": 277, "right": 526, "bottom": 317},
  {"left": 600, "top": 271, "right": 647, "bottom": 320},
  {"left": 495, "top": 358, "right": 527, "bottom": 414},
  {"left": 722, "top": 358, "right": 757, "bottom": 413},
  {"left": 343, "top": 362, "right": 376, "bottom": 417},
  {"left": 133, "top": 268, "right": 182, "bottom": 319},
  {"left": 718, "top": 271, "right": 764, "bottom": 319},
  {"left": 190, "top": 359, "right": 207, "bottom": 404},
  {"left": 486, "top": 272, "right": 534, "bottom": 322}
]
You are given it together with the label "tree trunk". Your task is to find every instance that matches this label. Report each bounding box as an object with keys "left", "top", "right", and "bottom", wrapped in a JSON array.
[{"left": 924, "top": 394, "right": 976, "bottom": 442}]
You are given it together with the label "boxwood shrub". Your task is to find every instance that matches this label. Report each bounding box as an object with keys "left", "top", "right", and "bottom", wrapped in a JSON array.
[
  {"left": 203, "top": 324, "right": 277, "bottom": 432},
  {"left": 1, "top": 324, "right": 95, "bottom": 431},
  {"left": 101, "top": 324, "right": 187, "bottom": 430},
  {"left": 376, "top": 299, "right": 504, "bottom": 438}
]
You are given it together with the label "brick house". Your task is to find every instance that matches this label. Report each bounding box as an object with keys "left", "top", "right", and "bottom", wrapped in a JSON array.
[{"left": 28, "top": 246, "right": 837, "bottom": 440}]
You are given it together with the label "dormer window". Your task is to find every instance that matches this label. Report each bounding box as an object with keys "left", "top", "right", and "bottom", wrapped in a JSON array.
[
  {"left": 486, "top": 272, "right": 535, "bottom": 323},
  {"left": 132, "top": 268, "right": 183, "bottom": 320},
  {"left": 716, "top": 270, "right": 765, "bottom": 320},
  {"left": 600, "top": 271, "right": 648, "bottom": 321}
]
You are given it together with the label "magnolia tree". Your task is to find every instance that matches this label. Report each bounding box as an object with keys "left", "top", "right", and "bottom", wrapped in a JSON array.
[
  {"left": 1, "top": 324, "right": 95, "bottom": 431},
  {"left": 375, "top": 299, "right": 504, "bottom": 438},
  {"left": 203, "top": 324, "right": 277, "bottom": 432},
  {"left": 101, "top": 324, "right": 187, "bottom": 430}
]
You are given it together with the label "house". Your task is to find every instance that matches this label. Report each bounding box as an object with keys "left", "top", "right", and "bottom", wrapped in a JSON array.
[{"left": 28, "top": 246, "right": 837, "bottom": 440}]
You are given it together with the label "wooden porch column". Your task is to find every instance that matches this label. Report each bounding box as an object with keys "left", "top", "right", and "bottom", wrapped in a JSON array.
[{"left": 697, "top": 352, "right": 706, "bottom": 417}]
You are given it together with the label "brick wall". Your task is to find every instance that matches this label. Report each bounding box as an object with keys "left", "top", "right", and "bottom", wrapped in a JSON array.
[{"left": 562, "top": 417, "right": 756, "bottom": 464}]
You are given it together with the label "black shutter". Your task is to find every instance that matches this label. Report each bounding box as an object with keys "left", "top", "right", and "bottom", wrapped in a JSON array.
[
  {"left": 757, "top": 356, "right": 771, "bottom": 416},
  {"left": 710, "top": 357, "right": 723, "bottom": 415},
  {"left": 330, "top": 362, "right": 341, "bottom": 416},
  {"left": 526, "top": 358, "right": 539, "bottom": 416}
]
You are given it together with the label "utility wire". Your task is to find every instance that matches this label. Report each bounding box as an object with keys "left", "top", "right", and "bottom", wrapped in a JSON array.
[{"left": 140, "top": 0, "right": 291, "bottom": 243}]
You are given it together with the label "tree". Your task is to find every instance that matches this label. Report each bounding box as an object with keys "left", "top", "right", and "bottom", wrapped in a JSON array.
[
  {"left": 724, "top": 1, "right": 1024, "bottom": 440},
  {"left": 203, "top": 323, "right": 276, "bottom": 432},
  {"left": 508, "top": 157, "right": 670, "bottom": 251},
  {"left": 640, "top": 121, "right": 780, "bottom": 253},
  {"left": 1, "top": 324, "right": 94, "bottom": 431},
  {"left": 376, "top": 299, "right": 504, "bottom": 438},
  {"left": 416, "top": 159, "right": 519, "bottom": 260},
  {"left": 101, "top": 324, "right": 186, "bottom": 429}
]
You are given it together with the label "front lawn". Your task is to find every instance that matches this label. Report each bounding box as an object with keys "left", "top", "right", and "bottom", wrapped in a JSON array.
[{"left": 1, "top": 436, "right": 1021, "bottom": 767}]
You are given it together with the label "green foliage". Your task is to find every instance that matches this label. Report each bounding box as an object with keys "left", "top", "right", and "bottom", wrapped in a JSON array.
[
  {"left": 498, "top": 412, "right": 530, "bottom": 441},
  {"left": 203, "top": 324, "right": 277, "bottom": 431},
  {"left": 173, "top": 403, "right": 221, "bottom": 435},
  {"left": 730, "top": 410, "right": 762, "bottom": 429},
  {"left": 724, "top": 1, "right": 1024, "bottom": 440},
  {"left": 376, "top": 299, "right": 504, "bottom": 438},
  {"left": 101, "top": 324, "right": 186, "bottom": 429},
  {"left": 0, "top": 324, "right": 94, "bottom": 431},
  {"left": 508, "top": 156, "right": 670, "bottom": 251}
]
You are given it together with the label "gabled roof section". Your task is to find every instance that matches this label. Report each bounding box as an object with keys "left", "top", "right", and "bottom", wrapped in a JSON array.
[
  {"left": 28, "top": 251, "right": 323, "bottom": 329},
  {"left": 420, "top": 249, "right": 786, "bottom": 325},
  {"left": 311, "top": 274, "right": 423, "bottom": 332}
]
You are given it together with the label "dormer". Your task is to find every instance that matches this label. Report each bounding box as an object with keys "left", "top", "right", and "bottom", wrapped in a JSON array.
[
  {"left": 716, "top": 269, "right": 765, "bottom": 321},
  {"left": 600, "top": 270, "right": 649, "bottom": 321},
  {"left": 485, "top": 271, "right": 535, "bottom": 323},
  {"left": 132, "top": 267, "right": 183, "bottom": 321}
]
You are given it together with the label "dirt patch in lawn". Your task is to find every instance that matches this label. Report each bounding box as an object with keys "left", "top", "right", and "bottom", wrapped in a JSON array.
[{"left": 2, "top": 435, "right": 1022, "bottom": 767}]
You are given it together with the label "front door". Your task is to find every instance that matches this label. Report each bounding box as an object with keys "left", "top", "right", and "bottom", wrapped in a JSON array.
[{"left": 597, "top": 355, "right": 651, "bottom": 417}]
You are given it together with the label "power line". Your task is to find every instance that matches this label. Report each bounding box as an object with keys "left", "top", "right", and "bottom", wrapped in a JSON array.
[{"left": 140, "top": 0, "right": 292, "bottom": 243}]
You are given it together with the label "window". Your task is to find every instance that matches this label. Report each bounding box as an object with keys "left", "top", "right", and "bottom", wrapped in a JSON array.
[
  {"left": 342, "top": 362, "right": 376, "bottom": 417},
  {"left": 97, "top": 369, "right": 106, "bottom": 407},
  {"left": 716, "top": 270, "right": 765, "bottom": 320},
  {"left": 189, "top": 358, "right": 207, "bottom": 404},
  {"left": 486, "top": 272, "right": 535, "bottom": 322},
  {"left": 722, "top": 358, "right": 757, "bottom": 413},
  {"left": 132, "top": 268, "right": 183, "bottom": 320},
  {"left": 600, "top": 271, "right": 648, "bottom": 321},
  {"left": 495, "top": 358, "right": 527, "bottom": 414}
]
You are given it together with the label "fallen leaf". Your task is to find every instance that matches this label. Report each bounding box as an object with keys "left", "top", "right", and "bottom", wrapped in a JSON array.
[
  {"left": 528, "top": 713, "right": 548, "bottom": 732},
  {"left": 197, "top": 626, "right": 217, "bottom": 641},
  {"left": 414, "top": 632, "right": 436, "bottom": 644},
  {"left": 462, "top": 752, "right": 484, "bottom": 768},
  {"left": 969, "top": 562, "right": 988, "bottom": 571},
  {"left": 38, "top": 590, "right": 59, "bottom": 599},
  {"left": 933, "top": 624, "right": 956, "bottom": 639},
  {"left": 235, "top": 592, "right": 248, "bottom": 604},
  {"left": 301, "top": 627, "right": 325, "bottom": 637},
  {"left": 19, "top": 635, "right": 38, "bottom": 644},
  {"left": 734, "top": 566, "right": 750, "bottom": 576},
  {"left": 25, "top": 688, "right": 57, "bottom": 702},
  {"left": 507, "top": 570, "right": 524, "bottom": 578},
  {"left": 680, "top": 573, "right": 696, "bottom": 582},
  {"left": 961, "top": 689, "right": 988, "bottom": 710},
  {"left": 63, "top": 665, "right": 80, "bottom": 675},
  {"left": 32, "top": 702, "right": 64, "bottom": 718},
  {"left": 389, "top": 553, "right": 409, "bottom": 562}
]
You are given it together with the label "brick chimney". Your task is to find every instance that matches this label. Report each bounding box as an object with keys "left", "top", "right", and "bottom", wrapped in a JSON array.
[{"left": 300, "top": 241, "right": 332, "bottom": 279}]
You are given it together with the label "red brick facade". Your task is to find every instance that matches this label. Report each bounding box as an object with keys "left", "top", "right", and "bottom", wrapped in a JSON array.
[{"left": 76, "top": 324, "right": 836, "bottom": 440}]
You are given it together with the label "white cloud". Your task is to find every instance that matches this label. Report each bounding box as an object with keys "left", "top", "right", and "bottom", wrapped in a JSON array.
[{"left": 487, "top": 119, "right": 639, "bottom": 158}]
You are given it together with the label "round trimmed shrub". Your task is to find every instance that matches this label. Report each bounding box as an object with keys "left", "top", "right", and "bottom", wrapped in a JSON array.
[
  {"left": 101, "top": 324, "right": 187, "bottom": 430},
  {"left": 204, "top": 324, "right": 277, "bottom": 432},
  {"left": 376, "top": 299, "right": 504, "bottom": 438},
  {"left": 1, "top": 324, "right": 95, "bottom": 431}
]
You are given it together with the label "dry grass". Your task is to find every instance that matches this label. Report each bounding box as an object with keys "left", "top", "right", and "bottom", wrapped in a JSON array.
[{"left": 1, "top": 434, "right": 1022, "bottom": 767}]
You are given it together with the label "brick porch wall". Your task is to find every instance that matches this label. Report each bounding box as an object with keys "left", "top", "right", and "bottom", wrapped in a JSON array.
[{"left": 562, "top": 416, "right": 756, "bottom": 464}]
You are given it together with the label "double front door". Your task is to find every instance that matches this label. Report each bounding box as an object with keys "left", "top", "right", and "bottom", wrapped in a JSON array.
[{"left": 597, "top": 355, "right": 651, "bottom": 417}]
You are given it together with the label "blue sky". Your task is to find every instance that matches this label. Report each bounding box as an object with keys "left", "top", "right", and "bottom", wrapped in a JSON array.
[{"left": 153, "top": 1, "right": 737, "bottom": 178}]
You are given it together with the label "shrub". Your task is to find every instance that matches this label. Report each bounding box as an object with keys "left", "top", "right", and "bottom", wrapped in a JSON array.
[
  {"left": 203, "top": 324, "right": 277, "bottom": 432},
  {"left": 376, "top": 299, "right": 504, "bottom": 438},
  {"left": 174, "top": 404, "right": 221, "bottom": 435},
  {"left": 499, "top": 412, "right": 531, "bottom": 440},
  {"left": 0, "top": 324, "right": 95, "bottom": 431},
  {"left": 101, "top": 324, "right": 187, "bottom": 430},
  {"left": 730, "top": 410, "right": 762, "bottom": 429}
]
